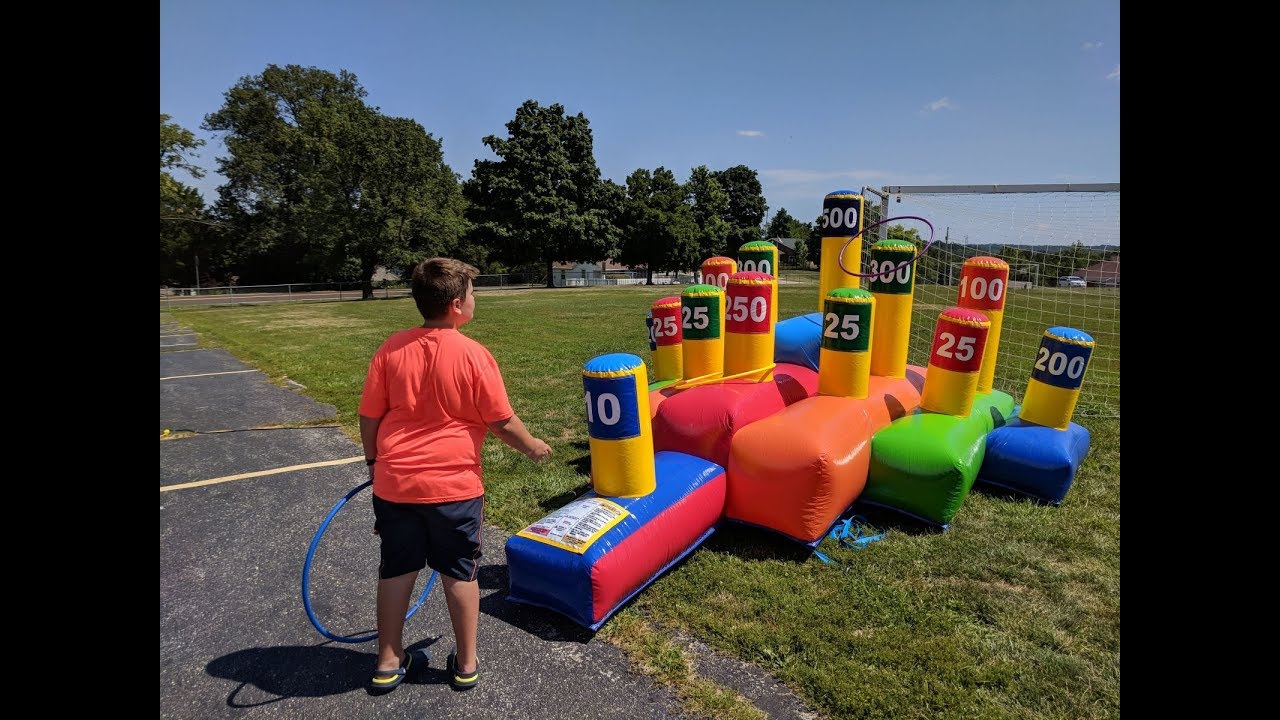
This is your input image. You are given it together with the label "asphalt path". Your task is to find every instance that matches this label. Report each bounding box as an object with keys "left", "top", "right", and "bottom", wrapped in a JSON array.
[{"left": 159, "top": 314, "right": 815, "bottom": 719}]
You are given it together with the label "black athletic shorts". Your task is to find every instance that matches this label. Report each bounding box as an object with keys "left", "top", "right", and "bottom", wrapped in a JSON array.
[{"left": 371, "top": 494, "right": 484, "bottom": 581}]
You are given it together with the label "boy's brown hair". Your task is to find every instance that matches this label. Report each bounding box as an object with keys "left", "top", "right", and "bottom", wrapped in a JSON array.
[{"left": 411, "top": 257, "right": 479, "bottom": 320}]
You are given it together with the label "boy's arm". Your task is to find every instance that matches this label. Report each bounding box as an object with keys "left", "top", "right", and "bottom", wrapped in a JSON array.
[
  {"left": 359, "top": 414, "right": 383, "bottom": 476},
  {"left": 488, "top": 414, "right": 552, "bottom": 463}
]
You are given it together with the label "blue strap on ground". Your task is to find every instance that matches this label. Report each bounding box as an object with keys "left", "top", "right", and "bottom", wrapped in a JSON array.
[{"left": 813, "top": 516, "right": 885, "bottom": 564}]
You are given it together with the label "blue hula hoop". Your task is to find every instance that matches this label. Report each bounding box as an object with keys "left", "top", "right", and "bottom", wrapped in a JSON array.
[{"left": 301, "top": 480, "right": 437, "bottom": 643}]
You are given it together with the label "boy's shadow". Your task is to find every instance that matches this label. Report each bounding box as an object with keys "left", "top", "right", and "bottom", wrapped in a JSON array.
[{"left": 205, "top": 638, "right": 443, "bottom": 707}]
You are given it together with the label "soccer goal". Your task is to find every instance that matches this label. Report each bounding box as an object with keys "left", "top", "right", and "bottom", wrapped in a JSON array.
[{"left": 864, "top": 183, "right": 1120, "bottom": 418}]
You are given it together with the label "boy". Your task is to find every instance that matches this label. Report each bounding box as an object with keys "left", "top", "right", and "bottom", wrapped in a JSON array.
[{"left": 359, "top": 257, "right": 552, "bottom": 692}]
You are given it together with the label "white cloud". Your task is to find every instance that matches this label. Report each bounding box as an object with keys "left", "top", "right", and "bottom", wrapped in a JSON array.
[
  {"left": 924, "top": 97, "right": 952, "bottom": 112},
  {"left": 737, "top": 130, "right": 765, "bottom": 137},
  {"left": 1082, "top": 41, "right": 1103, "bottom": 50},
  {"left": 1106, "top": 64, "right": 1120, "bottom": 80}
]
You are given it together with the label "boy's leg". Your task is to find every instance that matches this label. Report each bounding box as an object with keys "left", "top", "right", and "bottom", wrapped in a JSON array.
[
  {"left": 376, "top": 570, "right": 419, "bottom": 671},
  {"left": 441, "top": 575, "right": 479, "bottom": 673},
  {"left": 425, "top": 496, "right": 484, "bottom": 676},
  {"left": 372, "top": 493, "right": 431, "bottom": 674}
]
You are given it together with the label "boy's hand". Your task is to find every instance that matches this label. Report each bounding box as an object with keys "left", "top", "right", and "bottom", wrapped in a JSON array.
[{"left": 526, "top": 439, "right": 553, "bottom": 463}]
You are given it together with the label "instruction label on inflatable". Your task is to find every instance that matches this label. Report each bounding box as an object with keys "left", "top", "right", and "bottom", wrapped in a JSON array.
[{"left": 516, "top": 497, "right": 629, "bottom": 553}]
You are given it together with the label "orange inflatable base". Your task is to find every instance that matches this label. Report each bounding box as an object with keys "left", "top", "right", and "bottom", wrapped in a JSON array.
[
  {"left": 724, "top": 367, "right": 925, "bottom": 544},
  {"left": 650, "top": 363, "right": 819, "bottom": 468}
]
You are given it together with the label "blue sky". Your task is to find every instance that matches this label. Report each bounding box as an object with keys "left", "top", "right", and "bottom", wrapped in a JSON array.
[{"left": 160, "top": 0, "right": 1119, "bottom": 235}]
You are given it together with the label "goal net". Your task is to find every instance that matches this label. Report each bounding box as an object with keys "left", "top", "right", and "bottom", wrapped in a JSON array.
[{"left": 870, "top": 184, "right": 1119, "bottom": 419}]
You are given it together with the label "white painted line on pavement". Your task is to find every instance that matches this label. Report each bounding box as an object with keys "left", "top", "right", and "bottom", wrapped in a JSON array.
[
  {"left": 160, "top": 456, "right": 365, "bottom": 492},
  {"left": 160, "top": 370, "right": 257, "bottom": 381}
]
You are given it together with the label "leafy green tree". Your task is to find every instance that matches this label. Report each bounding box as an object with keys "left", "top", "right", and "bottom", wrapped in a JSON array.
[
  {"left": 160, "top": 182, "right": 210, "bottom": 286},
  {"left": 616, "top": 167, "right": 697, "bottom": 284},
  {"left": 464, "top": 100, "right": 619, "bottom": 287},
  {"left": 764, "top": 207, "right": 797, "bottom": 241},
  {"left": 1045, "top": 242, "right": 1106, "bottom": 285},
  {"left": 999, "top": 245, "right": 1041, "bottom": 285},
  {"left": 684, "top": 165, "right": 730, "bottom": 263},
  {"left": 790, "top": 238, "right": 808, "bottom": 268},
  {"left": 353, "top": 115, "right": 468, "bottom": 291},
  {"left": 712, "top": 165, "right": 767, "bottom": 255},
  {"left": 204, "top": 64, "right": 464, "bottom": 297},
  {"left": 766, "top": 207, "right": 811, "bottom": 240},
  {"left": 160, "top": 114, "right": 209, "bottom": 286},
  {"left": 161, "top": 113, "right": 205, "bottom": 206},
  {"left": 806, "top": 213, "right": 824, "bottom": 266},
  {"left": 764, "top": 208, "right": 812, "bottom": 269}
]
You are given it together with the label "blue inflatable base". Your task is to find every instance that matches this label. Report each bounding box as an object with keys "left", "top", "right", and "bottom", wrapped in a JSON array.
[
  {"left": 506, "top": 525, "right": 717, "bottom": 631},
  {"left": 976, "top": 416, "right": 1091, "bottom": 505},
  {"left": 505, "top": 452, "right": 725, "bottom": 631},
  {"left": 774, "top": 312, "right": 822, "bottom": 371}
]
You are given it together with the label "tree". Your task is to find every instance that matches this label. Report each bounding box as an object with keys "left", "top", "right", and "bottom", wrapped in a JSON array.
[
  {"left": 1046, "top": 242, "right": 1106, "bottom": 285},
  {"left": 161, "top": 113, "right": 205, "bottom": 188},
  {"left": 616, "top": 167, "right": 697, "bottom": 284},
  {"left": 791, "top": 238, "right": 808, "bottom": 268},
  {"left": 685, "top": 165, "right": 730, "bottom": 263},
  {"left": 339, "top": 115, "right": 469, "bottom": 295},
  {"left": 764, "top": 207, "right": 797, "bottom": 241},
  {"left": 464, "top": 100, "right": 619, "bottom": 287},
  {"left": 712, "top": 165, "right": 767, "bottom": 255},
  {"left": 806, "top": 213, "right": 824, "bottom": 266},
  {"left": 765, "top": 207, "right": 811, "bottom": 241},
  {"left": 880, "top": 223, "right": 947, "bottom": 284},
  {"left": 160, "top": 114, "right": 208, "bottom": 286},
  {"left": 203, "top": 64, "right": 464, "bottom": 297}
]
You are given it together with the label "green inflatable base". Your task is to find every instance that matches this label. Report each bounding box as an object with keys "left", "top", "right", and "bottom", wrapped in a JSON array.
[
  {"left": 648, "top": 378, "right": 678, "bottom": 392},
  {"left": 863, "top": 390, "right": 1015, "bottom": 526}
]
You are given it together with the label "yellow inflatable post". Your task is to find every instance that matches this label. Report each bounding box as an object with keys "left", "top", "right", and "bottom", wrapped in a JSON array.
[
  {"left": 649, "top": 296, "right": 683, "bottom": 383},
  {"left": 737, "top": 240, "right": 779, "bottom": 325},
  {"left": 920, "top": 308, "right": 991, "bottom": 417},
  {"left": 699, "top": 256, "right": 737, "bottom": 291},
  {"left": 867, "top": 238, "right": 916, "bottom": 378},
  {"left": 817, "top": 190, "right": 865, "bottom": 311},
  {"left": 582, "top": 353, "right": 656, "bottom": 497},
  {"left": 724, "top": 271, "right": 776, "bottom": 382},
  {"left": 680, "top": 284, "right": 725, "bottom": 383},
  {"left": 817, "top": 287, "right": 875, "bottom": 398},
  {"left": 1020, "top": 327, "right": 1095, "bottom": 430},
  {"left": 957, "top": 256, "right": 1010, "bottom": 393}
]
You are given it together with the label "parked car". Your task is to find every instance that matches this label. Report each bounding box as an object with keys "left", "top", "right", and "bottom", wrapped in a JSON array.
[{"left": 1057, "top": 276, "right": 1087, "bottom": 288}]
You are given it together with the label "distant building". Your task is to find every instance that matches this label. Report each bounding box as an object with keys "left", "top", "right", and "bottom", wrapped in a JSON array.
[
  {"left": 551, "top": 259, "right": 639, "bottom": 286},
  {"left": 1080, "top": 255, "right": 1120, "bottom": 287},
  {"left": 769, "top": 237, "right": 813, "bottom": 269}
]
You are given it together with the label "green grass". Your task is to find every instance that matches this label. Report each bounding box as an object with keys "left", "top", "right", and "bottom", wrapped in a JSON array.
[{"left": 168, "top": 283, "right": 1119, "bottom": 720}]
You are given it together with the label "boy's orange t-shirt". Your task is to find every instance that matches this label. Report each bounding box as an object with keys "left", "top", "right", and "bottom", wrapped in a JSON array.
[{"left": 359, "top": 327, "right": 514, "bottom": 504}]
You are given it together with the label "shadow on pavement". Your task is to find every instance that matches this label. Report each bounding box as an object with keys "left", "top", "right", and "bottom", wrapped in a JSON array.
[
  {"left": 476, "top": 563, "right": 597, "bottom": 644},
  {"left": 207, "top": 639, "right": 445, "bottom": 707}
]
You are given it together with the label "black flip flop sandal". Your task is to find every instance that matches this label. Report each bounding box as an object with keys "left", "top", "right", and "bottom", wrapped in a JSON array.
[
  {"left": 446, "top": 649, "right": 479, "bottom": 690},
  {"left": 368, "top": 648, "right": 428, "bottom": 694}
]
